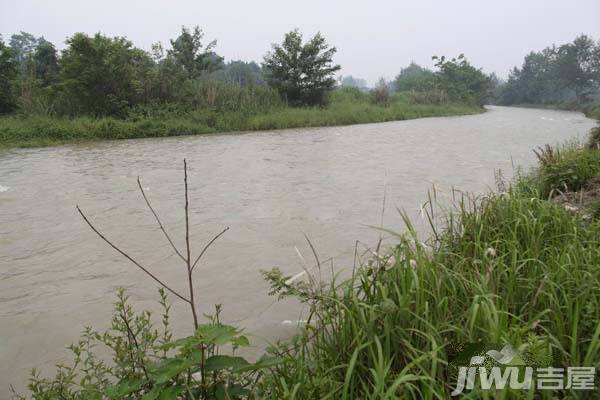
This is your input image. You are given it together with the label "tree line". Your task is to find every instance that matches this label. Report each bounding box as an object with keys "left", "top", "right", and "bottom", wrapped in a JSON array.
[
  {"left": 0, "top": 27, "right": 493, "bottom": 119},
  {"left": 496, "top": 34, "right": 600, "bottom": 105}
]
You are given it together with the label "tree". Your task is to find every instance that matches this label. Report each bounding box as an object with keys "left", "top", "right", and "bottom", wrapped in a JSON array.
[
  {"left": 207, "top": 60, "right": 265, "bottom": 86},
  {"left": 339, "top": 75, "right": 368, "bottom": 91},
  {"left": 263, "top": 29, "right": 341, "bottom": 106},
  {"left": 555, "top": 34, "right": 599, "bottom": 103},
  {"left": 9, "top": 31, "right": 38, "bottom": 76},
  {"left": 33, "top": 38, "right": 59, "bottom": 86},
  {"left": 432, "top": 54, "right": 491, "bottom": 106},
  {"left": 394, "top": 62, "right": 435, "bottom": 92},
  {"left": 0, "top": 35, "right": 18, "bottom": 113},
  {"left": 168, "top": 26, "right": 223, "bottom": 80},
  {"left": 59, "top": 33, "right": 154, "bottom": 116}
]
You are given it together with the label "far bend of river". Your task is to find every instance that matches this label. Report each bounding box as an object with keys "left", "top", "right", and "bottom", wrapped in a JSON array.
[{"left": 0, "top": 106, "right": 596, "bottom": 395}]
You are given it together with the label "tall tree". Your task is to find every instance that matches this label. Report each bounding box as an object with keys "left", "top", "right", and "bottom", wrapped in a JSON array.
[
  {"left": 0, "top": 35, "right": 18, "bottom": 113},
  {"left": 9, "top": 31, "right": 38, "bottom": 76},
  {"left": 59, "top": 33, "right": 153, "bottom": 116},
  {"left": 555, "top": 34, "right": 599, "bottom": 103},
  {"left": 432, "top": 54, "right": 491, "bottom": 106},
  {"left": 263, "top": 29, "right": 341, "bottom": 106},
  {"left": 394, "top": 62, "right": 435, "bottom": 92},
  {"left": 168, "top": 26, "right": 223, "bottom": 79},
  {"left": 33, "top": 38, "right": 59, "bottom": 86}
]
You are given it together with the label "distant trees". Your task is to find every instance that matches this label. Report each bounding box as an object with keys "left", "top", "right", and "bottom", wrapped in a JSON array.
[
  {"left": 555, "top": 35, "right": 599, "bottom": 102},
  {"left": 499, "top": 34, "right": 600, "bottom": 105},
  {"left": 207, "top": 61, "right": 265, "bottom": 86},
  {"left": 394, "top": 62, "right": 435, "bottom": 92},
  {"left": 339, "top": 75, "right": 368, "bottom": 91},
  {"left": 432, "top": 54, "right": 491, "bottom": 106},
  {"left": 393, "top": 57, "right": 491, "bottom": 106},
  {"left": 59, "top": 33, "right": 154, "bottom": 116},
  {"left": 263, "top": 29, "right": 341, "bottom": 106},
  {"left": 0, "top": 36, "right": 17, "bottom": 113},
  {"left": 33, "top": 39, "right": 59, "bottom": 85},
  {"left": 167, "top": 26, "right": 223, "bottom": 80}
]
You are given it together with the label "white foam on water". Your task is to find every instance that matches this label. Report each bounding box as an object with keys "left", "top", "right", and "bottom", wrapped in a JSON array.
[{"left": 0, "top": 185, "right": 9, "bottom": 193}]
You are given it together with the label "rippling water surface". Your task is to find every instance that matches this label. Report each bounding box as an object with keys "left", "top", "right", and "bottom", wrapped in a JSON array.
[{"left": 0, "top": 106, "right": 596, "bottom": 395}]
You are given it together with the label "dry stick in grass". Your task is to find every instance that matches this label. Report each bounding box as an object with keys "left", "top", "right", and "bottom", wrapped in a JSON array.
[{"left": 77, "top": 159, "right": 229, "bottom": 334}]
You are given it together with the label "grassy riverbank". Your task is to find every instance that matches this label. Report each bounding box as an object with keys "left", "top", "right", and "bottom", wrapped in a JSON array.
[
  {"left": 258, "top": 131, "right": 600, "bottom": 398},
  {"left": 0, "top": 91, "right": 482, "bottom": 149}
]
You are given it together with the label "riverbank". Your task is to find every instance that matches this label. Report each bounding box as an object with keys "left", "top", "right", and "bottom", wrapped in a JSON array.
[
  {"left": 0, "top": 95, "right": 482, "bottom": 149},
  {"left": 507, "top": 100, "right": 600, "bottom": 120},
  {"left": 258, "top": 128, "right": 600, "bottom": 398}
]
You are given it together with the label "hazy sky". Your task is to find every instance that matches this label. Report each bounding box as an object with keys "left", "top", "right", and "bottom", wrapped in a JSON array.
[{"left": 2, "top": 0, "right": 599, "bottom": 85}]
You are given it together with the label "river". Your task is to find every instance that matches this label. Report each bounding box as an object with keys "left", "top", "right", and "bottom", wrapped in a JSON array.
[{"left": 0, "top": 106, "right": 596, "bottom": 396}]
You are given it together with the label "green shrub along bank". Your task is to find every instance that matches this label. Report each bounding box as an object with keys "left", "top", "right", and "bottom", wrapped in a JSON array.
[
  {"left": 0, "top": 91, "right": 482, "bottom": 149},
  {"left": 17, "top": 129, "right": 600, "bottom": 399}
]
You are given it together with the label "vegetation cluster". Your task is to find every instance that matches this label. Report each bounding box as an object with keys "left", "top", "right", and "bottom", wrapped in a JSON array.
[
  {"left": 491, "top": 34, "right": 600, "bottom": 115},
  {"left": 0, "top": 28, "right": 489, "bottom": 148}
]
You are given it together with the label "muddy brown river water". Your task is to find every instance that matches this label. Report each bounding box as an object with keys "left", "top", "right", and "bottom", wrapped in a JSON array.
[{"left": 0, "top": 106, "right": 596, "bottom": 396}]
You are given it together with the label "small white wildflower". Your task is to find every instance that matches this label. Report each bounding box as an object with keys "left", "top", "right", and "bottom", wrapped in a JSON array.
[
  {"left": 409, "top": 259, "right": 418, "bottom": 269},
  {"left": 484, "top": 247, "right": 497, "bottom": 258}
]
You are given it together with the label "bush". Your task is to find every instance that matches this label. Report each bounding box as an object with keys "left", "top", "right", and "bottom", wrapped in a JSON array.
[
  {"left": 534, "top": 144, "right": 600, "bottom": 197},
  {"left": 369, "top": 80, "right": 390, "bottom": 105}
]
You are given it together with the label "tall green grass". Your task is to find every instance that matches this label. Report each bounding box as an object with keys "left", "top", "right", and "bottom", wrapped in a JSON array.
[
  {"left": 0, "top": 89, "right": 482, "bottom": 149},
  {"left": 258, "top": 177, "right": 600, "bottom": 398}
]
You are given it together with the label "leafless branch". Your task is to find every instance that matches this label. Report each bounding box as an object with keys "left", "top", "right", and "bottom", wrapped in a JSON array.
[
  {"left": 76, "top": 205, "right": 190, "bottom": 304},
  {"left": 191, "top": 227, "right": 230, "bottom": 272},
  {"left": 137, "top": 177, "right": 186, "bottom": 263}
]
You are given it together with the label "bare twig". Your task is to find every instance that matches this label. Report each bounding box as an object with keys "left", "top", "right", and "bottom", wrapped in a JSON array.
[
  {"left": 191, "top": 227, "right": 230, "bottom": 272},
  {"left": 76, "top": 206, "right": 189, "bottom": 304},
  {"left": 137, "top": 177, "right": 186, "bottom": 263}
]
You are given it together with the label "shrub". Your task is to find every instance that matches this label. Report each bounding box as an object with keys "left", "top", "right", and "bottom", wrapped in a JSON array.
[{"left": 534, "top": 144, "right": 600, "bottom": 197}]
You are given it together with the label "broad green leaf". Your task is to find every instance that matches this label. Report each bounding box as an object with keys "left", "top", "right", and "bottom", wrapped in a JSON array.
[
  {"left": 196, "top": 324, "right": 242, "bottom": 345},
  {"left": 148, "top": 357, "right": 190, "bottom": 384},
  {"left": 106, "top": 377, "right": 144, "bottom": 398}
]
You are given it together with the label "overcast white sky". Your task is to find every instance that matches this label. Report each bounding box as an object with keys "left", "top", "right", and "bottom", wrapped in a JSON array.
[{"left": 2, "top": 0, "right": 599, "bottom": 85}]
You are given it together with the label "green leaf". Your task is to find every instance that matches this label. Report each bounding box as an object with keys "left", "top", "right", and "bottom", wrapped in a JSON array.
[
  {"left": 232, "top": 335, "right": 250, "bottom": 347},
  {"left": 196, "top": 324, "right": 242, "bottom": 345},
  {"left": 205, "top": 355, "right": 250, "bottom": 372},
  {"left": 215, "top": 382, "right": 250, "bottom": 400},
  {"left": 106, "top": 377, "right": 144, "bottom": 398},
  {"left": 148, "top": 357, "right": 191, "bottom": 384},
  {"left": 142, "top": 386, "right": 184, "bottom": 400}
]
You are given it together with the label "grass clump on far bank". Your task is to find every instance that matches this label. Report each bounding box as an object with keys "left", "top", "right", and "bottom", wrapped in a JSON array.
[{"left": 0, "top": 88, "right": 482, "bottom": 149}]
